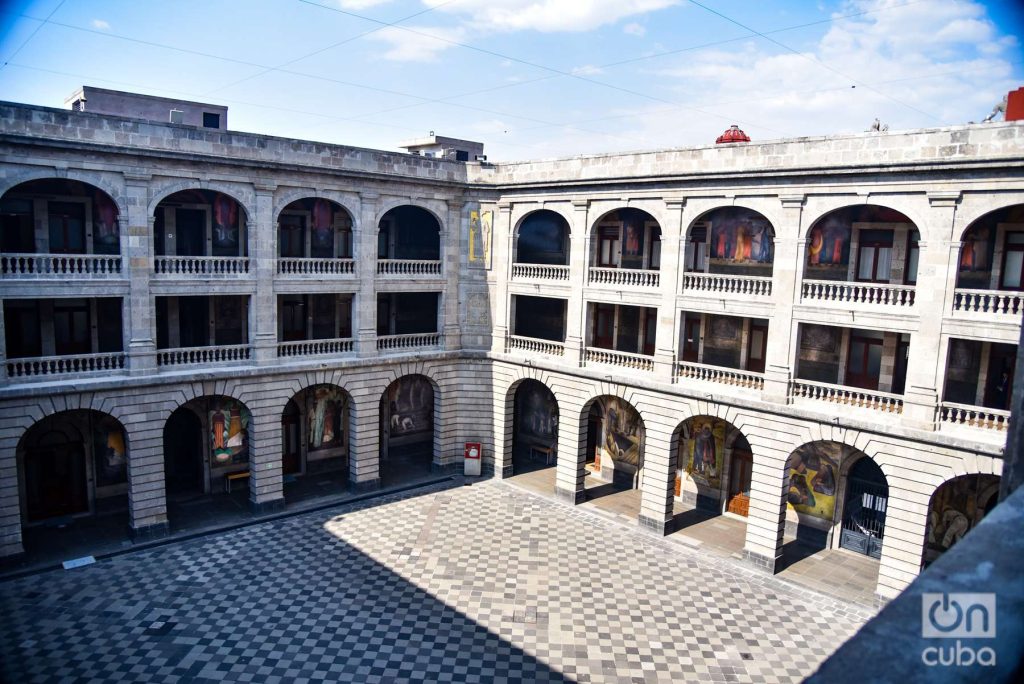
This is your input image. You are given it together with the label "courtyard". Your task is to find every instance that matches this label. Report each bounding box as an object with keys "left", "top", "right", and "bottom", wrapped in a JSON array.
[{"left": 1, "top": 478, "right": 872, "bottom": 683}]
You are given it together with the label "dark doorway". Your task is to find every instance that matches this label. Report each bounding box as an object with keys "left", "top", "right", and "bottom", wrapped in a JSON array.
[
  {"left": 682, "top": 317, "right": 701, "bottom": 363},
  {"left": 380, "top": 375, "right": 435, "bottom": 485},
  {"left": 747, "top": 322, "right": 768, "bottom": 373},
  {"left": 983, "top": 343, "right": 1016, "bottom": 410},
  {"left": 511, "top": 380, "right": 558, "bottom": 475},
  {"left": 846, "top": 335, "right": 882, "bottom": 390},
  {"left": 24, "top": 436, "right": 88, "bottom": 522},
  {"left": 726, "top": 451, "right": 753, "bottom": 517},
  {"left": 176, "top": 208, "right": 206, "bottom": 256},
  {"left": 839, "top": 458, "right": 888, "bottom": 558},
  {"left": 164, "top": 408, "right": 204, "bottom": 497},
  {"left": 282, "top": 399, "right": 302, "bottom": 476}
]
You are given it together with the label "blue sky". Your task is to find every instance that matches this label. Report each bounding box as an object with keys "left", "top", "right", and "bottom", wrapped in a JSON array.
[{"left": 0, "top": 0, "right": 1021, "bottom": 160}]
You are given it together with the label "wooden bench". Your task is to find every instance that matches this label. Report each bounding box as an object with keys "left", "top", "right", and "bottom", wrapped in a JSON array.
[{"left": 224, "top": 470, "right": 250, "bottom": 493}]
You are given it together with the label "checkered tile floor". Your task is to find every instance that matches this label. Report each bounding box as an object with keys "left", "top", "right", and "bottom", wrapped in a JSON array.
[{"left": 1, "top": 480, "right": 869, "bottom": 683}]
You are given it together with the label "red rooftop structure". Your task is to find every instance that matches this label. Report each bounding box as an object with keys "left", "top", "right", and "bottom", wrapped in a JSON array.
[{"left": 716, "top": 124, "right": 750, "bottom": 144}]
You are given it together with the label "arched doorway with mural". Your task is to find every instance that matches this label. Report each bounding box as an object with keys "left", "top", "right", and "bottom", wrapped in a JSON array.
[
  {"left": 581, "top": 395, "right": 645, "bottom": 517},
  {"left": 379, "top": 374, "right": 436, "bottom": 486},
  {"left": 280, "top": 384, "right": 351, "bottom": 502},
  {"left": 511, "top": 379, "right": 559, "bottom": 475},
  {"left": 922, "top": 474, "right": 1000, "bottom": 569}
]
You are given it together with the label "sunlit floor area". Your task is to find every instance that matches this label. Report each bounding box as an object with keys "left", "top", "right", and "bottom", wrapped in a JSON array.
[{"left": 2, "top": 478, "right": 873, "bottom": 682}]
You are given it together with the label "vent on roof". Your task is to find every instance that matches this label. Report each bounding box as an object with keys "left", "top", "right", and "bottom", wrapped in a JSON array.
[{"left": 169, "top": 109, "right": 184, "bottom": 124}]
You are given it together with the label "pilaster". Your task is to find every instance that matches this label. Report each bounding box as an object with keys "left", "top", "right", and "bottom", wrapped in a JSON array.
[
  {"left": 655, "top": 198, "right": 686, "bottom": 378},
  {"left": 348, "top": 390, "right": 381, "bottom": 492},
  {"left": 443, "top": 198, "right": 463, "bottom": 350},
  {"left": 637, "top": 426, "right": 675, "bottom": 535},
  {"left": 761, "top": 194, "right": 804, "bottom": 404},
  {"left": 249, "top": 404, "right": 285, "bottom": 513},
  {"left": 356, "top": 192, "right": 379, "bottom": 357},
  {"left": 252, "top": 183, "right": 278, "bottom": 365},
  {"left": 565, "top": 199, "right": 589, "bottom": 365},
  {"left": 124, "top": 173, "right": 157, "bottom": 375},
  {"left": 491, "top": 202, "right": 513, "bottom": 352}
]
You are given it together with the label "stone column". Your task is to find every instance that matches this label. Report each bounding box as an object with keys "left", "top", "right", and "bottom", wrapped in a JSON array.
[
  {"left": 554, "top": 397, "right": 586, "bottom": 504},
  {"left": 443, "top": 198, "right": 463, "bottom": 350},
  {"left": 124, "top": 173, "right": 157, "bottom": 375},
  {"left": 874, "top": 480, "right": 931, "bottom": 600},
  {"left": 741, "top": 443, "right": 789, "bottom": 573},
  {"left": 761, "top": 195, "right": 805, "bottom": 403},
  {"left": 251, "top": 183, "right": 278, "bottom": 365},
  {"left": 901, "top": 192, "right": 961, "bottom": 430},
  {"left": 565, "top": 200, "right": 589, "bottom": 365},
  {"left": 126, "top": 416, "right": 169, "bottom": 541},
  {"left": 248, "top": 405, "right": 285, "bottom": 513},
  {"left": 655, "top": 198, "right": 686, "bottom": 378},
  {"left": 356, "top": 192, "right": 379, "bottom": 356},
  {"left": 348, "top": 389, "right": 381, "bottom": 492},
  {"left": 491, "top": 202, "right": 513, "bottom": 353},
  {"left": 638, "top": 423, "right": 675, "bottom": 535},
  {"left": 0, "top": 424, "right": 24, "bottom": 555}
]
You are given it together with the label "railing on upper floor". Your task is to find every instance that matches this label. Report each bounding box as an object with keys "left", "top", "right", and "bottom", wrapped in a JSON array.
[
  {"left": 278, "top": 338, "right": 354, "bottom": 357},
  {"left": 801, "top": 279, "right": 915, "bottom": 307},
  {"left": 588, "top": 267, "right": 659, "bottom": 288},
  {"left": 6, "top": 352, "right": 126, "bottom": 378},
  {"left": 157, "top": 344, "right": 251, "bottom": 367},
  {"left": 376, "top": 259, "right": 442, "bottom": 276},
  {"left": 790, "top": 379, "right": 903, "bottom": 414},
  {"left": 377, "top": 332, "right": 441, "bottom": 351},
  {"left": 682, "top": 272, "right": 772, "bottom": 297},
  {"left": 951, "top": 289, "right": 1024, "bottom": 318},
  {"left": 1, "top": 253, "right": 123, "bottom": 278},
  {"left": 154, "top": 256, "right": 250, "bottom": 276},
  {"left": 277, "top": 258, "right": 355, "bottom": 276},
  {"left": 506, "top": 335, "right": 565, "bottom": 357},
  {"left": 675, "top": 361, "right": 765, "bottom": 391},
  {"left": 583, "top": 347, "right": 654, "bottom": 372},
  {"left": 511, "top": 263, "right": 570, "bottom": 281},
  {"left": 937, "top": 401, "right": 1011, "bottom": 432}
]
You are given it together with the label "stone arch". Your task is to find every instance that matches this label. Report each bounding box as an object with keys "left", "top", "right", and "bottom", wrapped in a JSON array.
[
  {"left": 281, "top": 382, "right": 353, "bottom": 482},
  {"left": 673, "top": 413, "right": 753, "bottom": 514},
  {"left": 379, "top": 373, "right": 441, "bottom": 482},
  {"left": 1, "top": 170, "right": 128, "bottom": 218},
  {"left": 375, "top": 199, "right": 446, "bottom": 232},
  {"left": 783, "top": 440, "right": 861, "bottom": 547},
  {"left": 377, "top": 203, "right": 443, "bottom": 261},
  {"left": 802, "top": 203, "right": 920, "bottom": 283},
  {"left": 588, "top": 207, "right": 663, "bottom": 269},
  {"left": 507, "top": 377, "right": 560, "bottom": 475},
  {"left": 578, "top": 393, "right": 646, "bottom": 490},
  {"left": 510, "top": 205, "right": 574, "bottom": 239},
  {"left": 802, "top": 198, "right": 928, "bottom": 241},
  {"left": 147, "top": 180, "right": 255, "bottom": 220},
  {"left": 513, "top": 209, "right": 572, "bottom": 265},
  {"left": 275, "top": 195, "right": 356, "bottom": 259},
  {"left": 921, "top": 473, "right": 1001, "bottom": 568},
  {"left": 955, "top": 203, "right": 1024, "bottom": 290},
  {"left": 272, "top": 188, "right": 359, "bottom": 227},
  {"left": 682, "top": 204, "right": 777, "bottom": 276}
]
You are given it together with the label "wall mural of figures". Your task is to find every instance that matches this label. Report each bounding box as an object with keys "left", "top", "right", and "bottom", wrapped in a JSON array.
[
  {"left": 591, "top": 396, "right": 644, "bottom": 468},
  {"left": 706, "top": 208, "right": 774, "bottom": 264},
  {"left": 682, "top": 418, "right": 726, "bottom": 490},
  {"left": 92, "top": 190, "right": 119, "bottom": 251},
  {"left": 387, "top": 375, "right": 434, "bottom": 439},
  {"left": 210, "top": 398, "right": 250, "bottom": 465},
  {"left": 310, "top": 198, "right": 335, "bottom": 252},
  {"left": 807, "top": 216, "right": 850, "bottom": 266},
  {"left": 923, "top": 474, "right": 1001, "bottom": 567},
  {"left": 93, "top": 417, "right": 127, "bottom": 487},
  {"left": 307, "top": 385, "right": 347, "bottom": 452},
  {"left": 786, "top": 442, "right": 850, "bottom": 522},
  {"left": 515, "top": 380, "right": 558, "bottom": 443},
  {"left": 212, "top": 193, "right": 240, "bottom": 249},
  {"left": 958, "top": 225, "right": 994, "bottom": 272}
]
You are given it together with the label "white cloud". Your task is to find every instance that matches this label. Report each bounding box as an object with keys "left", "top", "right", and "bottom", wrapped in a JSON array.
[
  {"left": 338, "top": 0, "right": 393, "bottom": 9},
  {"left": 623, "top": 22, "right": 646, "bottom": 37},
  {"left": 571, "top": 64, "right": 605, "bottom": 76},
  {"left": 91, "top": 19, "right": 110, "bottom": 30},
  {"left": 422, "top": 0, "right": 678, "bottom": 33},
  {"left": 370, "top": 25, "right": 467, "bottom": 62}
]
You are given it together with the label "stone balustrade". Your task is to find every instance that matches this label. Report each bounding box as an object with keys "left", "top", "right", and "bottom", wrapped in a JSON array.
[
  {"left": 154, "top": 256, "right": 250, "bottom": 276},
  {"left": 277, "top": 338, "right": 354, "bottom": 357},
  {"left": 157, "top": 344, "right": 251, "bottom": 366},
  {"left": 790, "top": 379, "right": 904, "bottom": 413},
  {"left": 1, "top": 253, "right": 122, "bottom": 277},
  {"left": 682, "top": 272, "right": 772, "bottom": 297},
  {"left": 506, "top": 335, "right": 565, "bottom": 356},
  {"left": 6, "top": 352, "right": 126, "bottom": 378},
  {"left": 583, "top": 347, "right": 654, "bottom": 372},
  {"left": 801, "top": 279, "right": 915, "bottom": 307},
  {"left": 376, "top": 259, "right": 442, "bottom": 276},
  {"left": 588, "top": 267, "right": 660, "bottom": 288},
  {"left": 376, "top": 332, "right": 441, "bottom": 350},
  {"left": 675, "top": 361, "right": 765, "bottom": 391},
  {"left": 277, "top": 258, "right": 355, "bottom": 276},
  {"left": 511, "top": 263, "right": 570, "bottom": 281},
  {"left": 951, "top": 288, "right": 1024, "bottom": 317},
  {"left": 937, "top": 401, "right": 1010, "bottom": 431}
]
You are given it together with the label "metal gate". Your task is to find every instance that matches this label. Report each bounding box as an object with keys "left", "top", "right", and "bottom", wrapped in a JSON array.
[{"left": 840, "top": 469, "right": 888, "bottom": 559}]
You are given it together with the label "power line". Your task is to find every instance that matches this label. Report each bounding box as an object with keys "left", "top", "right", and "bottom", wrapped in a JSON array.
[{"left": 0, "top": 0, "right": 66, "bottom": 71}]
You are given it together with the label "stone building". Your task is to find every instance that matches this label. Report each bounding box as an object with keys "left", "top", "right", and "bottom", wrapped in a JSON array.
[{"left": 0, "top": 91, "right": 1021, "bottom": 603}]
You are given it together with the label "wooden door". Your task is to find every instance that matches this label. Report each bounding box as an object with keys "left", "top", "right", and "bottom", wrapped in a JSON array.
[
  {"left": 592, "top": 304, "right": 615, "bottom": 349},
  {"left": 725, "top": 451, "right": 752, "bottom": 517},
  {"left": 681, "top": 318, "right": 701, "bottom": 363},
  {"left": 282, "top": 401, "right": 302, "bottom": 475},
  {"left": 846, "top": 335, "right": 882, "bottom": 390},
  {"left": 746, "top": 323, "right": 768, "bottom": 373}
]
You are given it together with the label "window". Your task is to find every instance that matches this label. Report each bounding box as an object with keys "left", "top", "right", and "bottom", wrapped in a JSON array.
[
  {"left": 53, "top": 299, "right": 91, "bottom": 355},
  {"left": 202, "top": 112, "right": 220, "bottom": 129},
  {"left": 96, "top": 298, "right": 123, "bottom": 352},
  {"left": 597, "top": 226, "right": 620, "bottom": 267},
  {"left": 279, "top": 214, "right": 305, "bottom": 258},
  {"left": 592, "top": 304, "right": 615, "bottom": 348},
  {"left": 1, "top": 198, "right": 34, "bottom": 253},
  {"left": 685, "top": 225, "right": 707, "bottom": 272},
  {"left": 311, "top": 295, "right": 337, "bottom": 339},
  {"left": 648, "top": 231, "right": 662, "bottom": 270},
  {"left": 455, "top": 150, "right": 469, "bottom": 162},
  {"left": 4, "top": 300, "right": 41, "bottom": 357},
  {"left": 642, "top": 308, "right": 657, "bottom": 356},
  {"left": 1000, "top": 232, "right": 1024, "bottom": 290},
  {"left": 904, "top": 230, "right": 920, "bottom": 285},
  {"left": 214, "top": 297, "right": 244, "bottom": 345},
  {"left": 855, "top": 230, "right": 894, "bottom": 283},
  {"left": 48, "top": 201, "right": 86, "bottom": 254},
  {"left": 281, "top": 296, "right": 305, "bottom": 341}
]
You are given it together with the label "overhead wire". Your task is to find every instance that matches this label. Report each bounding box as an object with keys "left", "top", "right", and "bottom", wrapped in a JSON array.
[{"left": 0, "top": 0, "right": 66, "bottom": 71}]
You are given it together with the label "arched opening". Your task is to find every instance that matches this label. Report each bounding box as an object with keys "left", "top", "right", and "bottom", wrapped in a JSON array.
[
  {"left": 514, "top": 210, "right": 570, "bottom": 265},
  {"left": 838, "top": 457, "right": 889, "bottom": 558},
  {"left": 280, "top": 385, "right": 350, "bottom": 501},
  {"left": 379, "top": 375, "right": 435, "bottom": 485},
  {"left": 378, "top": 206, "right": 440, "bottom": 261},
  {"left": 583, "top": 395, "right": 645, "bottom": 499},
  {"left": 1, "top": 178, "right": 121, "bottom": 257},
  {"left": 277, "top": 198, "right": 353, "bottom": 260},
  {"left": 956, "top": 205, "right": 1024, "bottom": 291},
  {"left": 922, "top": 474, "right": 1000, "bottom": 568},
  {"left": 153, "top": 189, "right": 248, "bottom": 258},
  {"left": 163, "top": 396, "right": 252, "bottom": 527},
  {"left": 590, "top": 208, "right": 660, "bottom": 271},
  {"left": 511, "top": 380, "right": 558, "bottom": 475},
  {"left": 804, "top": 205, "right": 916, "bottom": 284},
  {"left": 674, "top": 416, "right": 752, "bottom": 515},
  {"left": 784, "top": 441, "right": 850, "bottom": 548},
  {"left": 17, "top": 409, "right": 129, "bottom": 558},
  {"left": 685, "top": 207, "right": 775, "bottom": 276}
]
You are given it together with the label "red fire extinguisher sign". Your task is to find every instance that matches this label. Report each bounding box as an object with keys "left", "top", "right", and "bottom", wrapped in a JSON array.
[{"left": 464, "top": 442, "right": 482, "bottom": 459}]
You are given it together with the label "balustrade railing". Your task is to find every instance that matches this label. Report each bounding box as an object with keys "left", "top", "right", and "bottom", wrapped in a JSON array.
[
  {"left": 951, "top": 289, "right": 1024, "bottom": 317},
  {"left": 511, "top": 263, "right": 570, "bottom": 281},
  {"left": 682, "top": 272, "right": 772, "bottom": 297},
  {"left": 938, "top": 402, "right": 1010, "bottom": 431},
  {"left": 277, "top": 338, "right": 354, "bottom": 357},
  {"left": 588, "top": 267, "right": 659, "bottom": 288},
  {"left": 376, "top": 259, "right": 442, "bottom": 276},
  {"left": 801, "top": 279, "right": 915, "bottom": 307},
  {"left": 277, "top": 258, "right": 355, "bottom": 276},
  {"left": 154, "top": 256, "right": 249, "bottom": 276},
  {"left": 583, "top": 347, "right": 654, "bottom": 372},
  {"left": 675, "top": 361, "right": 764, "bottom": 390},
  {"left": 6, "top": 352, "right": 126, "bottom": 378},
  {"left": 506, "top": 335, "right": 565, "bottom": 356},
  {"left": 157, "top": 344, "right": 251, "bottom": 366},
  {"left": 790, "top": 379, "right": 903, "bottom": 413},
  {"left": 377, "top": 333, "right": 441, "bottom": 350},
  {"left": 1, "top": 253, "right": 122, "bottom": 277}
]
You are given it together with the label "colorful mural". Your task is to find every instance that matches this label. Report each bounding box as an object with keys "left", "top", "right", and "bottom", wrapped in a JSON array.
[
  {"left": 469, "top": 210, "right": 494, "bottom": 269},
  {"left": 93, "top": 417, "right": 127, "bottom": 487},
  {"left": 92, "top": 191, "right": 119, "bottom": 250},
  {"left": 706, "top": 208, "right": 773, "bottom": 264},
  {"left": 210, "top": 398, "right": 250, "bottom": 465},
  {"left": 310, "top": 198, "right": 335, "bottom": 252},
  {"left": 387, "top": 376, "right": 434, "bottom": 439},
  {"left": 683, "top": 418, "right": 726, "bottom": 490},
  {"left": 515, "top": 381, "right": 558, "bottom": 442},
  {"left": 591, "top": 396, "right": 643, "bottom": 468},
  {"left": 786, "top": 442, "right": 845, "bottom": 521},
  {"left": 307, "top": 385, "right": 346, "bottom": 452},
  {"left": 807, "top": 217, "right": 850, "bottom": 266},
  {"left": 923, "top": 474, "right": 1000, "bottom": 566},
  {"left": 212, "top": 193, "right": 240, "bottom": 249},
  {"left": 959, "top": 225, "right": 993, "bottom": 272}
]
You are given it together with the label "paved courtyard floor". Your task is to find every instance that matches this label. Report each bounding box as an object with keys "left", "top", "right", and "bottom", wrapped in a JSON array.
[{"left": 1, "top": 479, "right": 873, "bottom": 683}]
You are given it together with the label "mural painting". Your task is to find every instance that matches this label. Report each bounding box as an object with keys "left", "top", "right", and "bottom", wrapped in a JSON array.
[
  {"left": 592, "top": 396, "right": 643, "bottom": 468},
  {"left": 923, "top": 474, "right": 1000, "bottom": 567},
  {"left": 786, "top": 442, "right": 845, "bottom": 521},
  {"left": 469, "top": 210, "right": 494, "bottom": 269},
  {"left": 212, "top": 193, "right": 240, "bottom": 249},
  {"left": 93, "top": 417, "right": 127, "bottom": 487},
  {"left": 310, "top": 198, "right": 335, "bottom": 253},
  {"left": 210, "top": 398, "right": 250, "bottom": 465},
  {"left": 807, "top": 216, "right": 850, "bottom": 266},
  {"left": 307, "top": 385, "right": 346, "bottom": 452},
  {"left": 387, "top": 376, "right": 434, "bottom": 439},
  {"left": 681, "top": 418, "right": 726, "bottom": 490},
  {"left": 93, "top": 190, "right": 119, "bottom": 252},
  {"left": 707, "top": 208, "right": 773, "bottom": 264},
  {"left": 516, "top": 381, "right": 558, "bottom": 444},
  {"left": 959, "top": 225, "right": 993, "bottom": 272}
]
